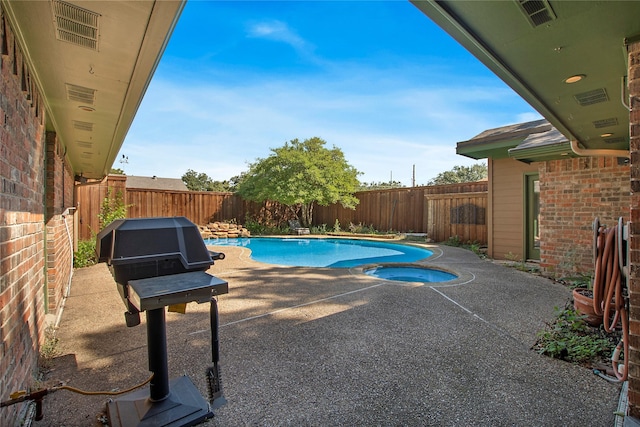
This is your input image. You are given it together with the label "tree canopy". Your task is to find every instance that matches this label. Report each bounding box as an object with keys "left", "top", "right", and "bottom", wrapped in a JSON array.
[
  {"left": 358, "top": 180, "right": 405, "bottom": 191},
  {"left": 427, "top": 163, "right": 487, "bottom": 186},
  {"left": 236, "top": 137, "right": 361, "bottom": 226},
  {"left": 181, "top": 169, "right": 232, "bottom": 192}
]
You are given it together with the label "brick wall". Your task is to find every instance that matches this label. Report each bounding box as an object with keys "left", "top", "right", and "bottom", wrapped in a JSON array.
[
  {"left": 45, "top": 132, "right": 75, "bottom": 312},
  {"left": 0, "top": 15, "right": 47, "bottom": 424},
  {"left": 539, "top": 157, "right": 630, "bottom": 277},
  {"left": 627, "top": 39, "right": 640, "bottom": 419}
]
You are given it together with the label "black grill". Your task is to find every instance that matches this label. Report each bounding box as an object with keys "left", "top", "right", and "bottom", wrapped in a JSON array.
[
  {"left": 97, "top": 216, "right": 218, "bottom": 281},
  {"left": 95, "top": 217, "right": 228, "bottom": 426},
  {"left": 96, "top": 216, "right": 225, "bottom": 317}
]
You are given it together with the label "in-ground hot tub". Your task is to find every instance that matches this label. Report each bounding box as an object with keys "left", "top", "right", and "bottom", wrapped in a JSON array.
[{"left": 364, "top": 265, "right": 457, "bottom": 283}]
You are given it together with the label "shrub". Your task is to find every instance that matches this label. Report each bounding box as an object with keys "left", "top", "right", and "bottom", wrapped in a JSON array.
[
  {"left": 310, "top": 224, "right": 328, "bottom": 234},
  {"left": 98, "top": 188, "right": 129, "bottom": 229},
  {"left": 348, "top": 222, "right": 378, "bottom": 234},
  {"left": 243, "top": 218, "right": 288, "bottom": 235},
  {"left": 74, "top": 238, "right": 97, "bottom": 268}
]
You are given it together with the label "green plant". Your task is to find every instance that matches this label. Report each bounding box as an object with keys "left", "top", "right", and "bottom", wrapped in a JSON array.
[
  {"left": 347, "top": 222, "right": 379, "bottom": 234},
  {"left": 98, "top": 188, "right": 129, "bottom": 229},
  {"left": 310, "top": 223, "right": 328, "bottom": 234},
  {"left": 74, "top": 238, "right": 97, "bottom": 268},
  {"left": 442, "top": 236, "right": 485, "bottom": 257},
  {"left": 39, "top": 325, "right": 60, "bottom": 369},
  {"left": 465, "top": 242, "right": 486, "bottom": 258},
  {"left": 333, "top": 219, "right": 341, "bottom": 233},
  {"left": 504, "top": 251, "right": 532, "bottom": 272},
  {"left": 243, "top": 218, "right": 289, "bottom": 235},
  {"left": 560, "top": 273, "right": 593, "bottom": 290},
  {"left": 533, "top": 305, "right": 617, "bottom": 364},
  {"left": 443, "top": 235, "right": 462, "bottom": 247}
]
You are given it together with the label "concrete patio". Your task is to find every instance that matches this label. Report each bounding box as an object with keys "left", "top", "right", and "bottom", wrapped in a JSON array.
[{"left": 37, "top": 243, "right": 621, "bottom": 426}]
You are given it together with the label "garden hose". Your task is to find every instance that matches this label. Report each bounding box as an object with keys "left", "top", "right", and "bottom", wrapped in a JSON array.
[
  {"left": 50, "top": 373, "right": 154, "bottom": 396},
  {"left": 591, "top": 218, "right": 628, "bottom": 381},
  {"left": 1, "top": 374, "right": 154, "bottom": 421}
]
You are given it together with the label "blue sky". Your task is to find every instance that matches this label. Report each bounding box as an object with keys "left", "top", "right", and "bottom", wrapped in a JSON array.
[{"left": 119, "top": 0, "right": 540, "bottom": 186}]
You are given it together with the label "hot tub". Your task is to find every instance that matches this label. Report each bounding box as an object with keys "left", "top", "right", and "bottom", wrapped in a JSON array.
[{"left": 364, "top": 265, "right": 457, "bottom": 283}]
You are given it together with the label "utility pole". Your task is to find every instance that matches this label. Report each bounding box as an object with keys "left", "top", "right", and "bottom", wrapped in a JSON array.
[{"left": 412, "top": 164, "right": 416, "bottom": 187}]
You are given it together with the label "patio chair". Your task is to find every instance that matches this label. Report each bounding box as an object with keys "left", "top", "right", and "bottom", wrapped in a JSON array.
[{"left": 288, "top": 220, "right": 310, "bottom": 235}]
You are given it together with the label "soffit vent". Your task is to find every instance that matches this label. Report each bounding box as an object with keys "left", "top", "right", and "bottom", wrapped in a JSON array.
[
  {"left": 76, "top": 141, "right": 93, "bottom": 149},
  {"left": 80, "top": 151, "right": 93, "bottom": 159},
  {"left": 593, "top": 118, "right": 618, "bottom": 128},
  {"left": 52, "top": 0, "right": 100, "bottom": 50},
  {"left": 66, "top": 83, "right": 96, "bottom": 104},
  {"left": 603, "top": 136, "right": 627, "bottom": 145},
  {"left": 73, "top": 120, "right": 94, "bottom": 132},
  {"left": 516, "top": 0, "right": 556, "bottom": 27},
  {"left": 574, "top": 88, "right": 609, "bottom": 107}
]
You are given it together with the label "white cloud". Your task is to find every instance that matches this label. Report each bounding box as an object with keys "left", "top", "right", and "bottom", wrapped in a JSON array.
[{"left": 122, "top": 62, "right": 536, "bottom": 185}]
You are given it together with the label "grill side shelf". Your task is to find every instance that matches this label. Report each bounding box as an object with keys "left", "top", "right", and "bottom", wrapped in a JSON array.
[{"left": 127, "top": 271, "right": 229, "bottom": 312}]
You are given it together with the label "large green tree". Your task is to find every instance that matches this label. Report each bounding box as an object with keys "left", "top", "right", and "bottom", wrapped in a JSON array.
[
  {"left": 237, "top": 137, "right": 361, "bottom": 226},
  {"left": 427, "top": 163, "right": 487, "bottom": 186},
  {"left": 182, "top": 169, "right": 232, "bottom": 192}
]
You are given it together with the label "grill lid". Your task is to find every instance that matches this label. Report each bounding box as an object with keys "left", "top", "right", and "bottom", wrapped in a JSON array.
[{"left": 96, "top": 217, "right": 212, "bottom": 271}]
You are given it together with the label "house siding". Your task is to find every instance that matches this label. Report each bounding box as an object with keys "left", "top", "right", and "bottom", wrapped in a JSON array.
[
  {"left": 539, "top": 157, "right": 630, "bottom": 277},
  {"left": 488, "top": 157, "right": 539, "bottom": 260}
]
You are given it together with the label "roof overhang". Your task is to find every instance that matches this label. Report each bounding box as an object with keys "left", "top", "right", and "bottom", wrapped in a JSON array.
[
  {"left": 412, "top": 1, "right": 640, "bottom": 157},
  {"left": 456, "top": 118, "right": 577, "bottom": 162},
  {"left": 508, "top": 128, "right": 574, "bottom": 163},
  {"left": 3, "top": 0, "right": 185, "bottom": 180}
]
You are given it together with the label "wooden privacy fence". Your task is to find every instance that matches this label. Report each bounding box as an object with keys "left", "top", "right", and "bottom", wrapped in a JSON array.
[
  {"left": 75, "top": 176, "right": 248, "bottom": 240},
  {"left": 314, "top": 182, "right": 488, "bottom": 244},
  {"left": 424, "top": 192, "right": 487, "bottom": 244},
  {"left": 76, "top": 175, "right": 487, "bottom": 244},
  {"left": 75, "top": 175, "right": 127, "bottom": 240},
  {"left": 126, "top": 188, "right": 243, "bottom": 224}
]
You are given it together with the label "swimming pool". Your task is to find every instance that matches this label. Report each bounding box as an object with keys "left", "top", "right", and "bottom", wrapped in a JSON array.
[{"left": 204, "top": 237, "right": 432, "bottom": 268}]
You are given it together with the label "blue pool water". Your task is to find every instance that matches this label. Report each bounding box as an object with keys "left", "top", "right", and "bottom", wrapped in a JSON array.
[
  {"left": 204, "top": 237, "right": 432, "bottom": 268},
  {"left": 364, "top": 266, "right": 457, "bottom": 283}
]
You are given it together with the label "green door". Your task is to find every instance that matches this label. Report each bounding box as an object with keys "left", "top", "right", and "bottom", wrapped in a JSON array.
[{"left": 525, "top": 174, "right": 540, "bottom": 260}]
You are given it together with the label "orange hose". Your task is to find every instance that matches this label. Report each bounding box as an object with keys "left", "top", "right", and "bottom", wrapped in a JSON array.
[
  {"left": 591, "top": 218, "right": 628, "bottom": 381},
  {"left": 592, "top": 227, "right": 606, "bottom": 315}
]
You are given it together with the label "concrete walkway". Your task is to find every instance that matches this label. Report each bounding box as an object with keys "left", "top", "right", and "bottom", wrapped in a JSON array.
[{"left": 37, "top": 243, "right": 620, "bottom": 426}]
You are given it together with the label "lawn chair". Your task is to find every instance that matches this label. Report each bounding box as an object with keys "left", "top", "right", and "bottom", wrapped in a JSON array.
[{"left": 288, "top": 220, "right": 310, "bottom": 235}]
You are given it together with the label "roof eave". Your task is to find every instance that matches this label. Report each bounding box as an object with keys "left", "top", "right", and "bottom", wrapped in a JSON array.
[{"left": 411, "top": 1, "right": 577, "bottom": 142}]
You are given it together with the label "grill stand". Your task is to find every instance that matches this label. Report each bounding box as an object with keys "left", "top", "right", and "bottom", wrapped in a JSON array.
[{"left": 107, "top": 271, "right": 228, "bottom": 427}]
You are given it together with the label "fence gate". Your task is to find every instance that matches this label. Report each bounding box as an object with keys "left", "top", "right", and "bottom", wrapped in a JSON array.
[{"left": 424, "top": 192, "right": 487, "bottom": 244}]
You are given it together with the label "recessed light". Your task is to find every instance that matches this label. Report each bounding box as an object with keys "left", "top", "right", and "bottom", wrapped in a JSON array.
[
  {"left": 600, "top": 132, "right": 614, "bottom": 138},
  {"left": 78, "top": 105, "right": 95, "bottom": 112},
  {"left": 564, "top": 74, "right": 586, "bottom": 84}
]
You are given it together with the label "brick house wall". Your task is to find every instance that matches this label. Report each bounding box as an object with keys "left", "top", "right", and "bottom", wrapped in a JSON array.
[
  {"left": 45, "top": 132, "right": 75, "bottom": 312},
  {"left": 0, "top": 12, "right": 74, "bottom": 425},
  {"left": 539, "top": 157, "right": 630, "bottom": 277},
  {"left": 627, "top": 39, "right": 640, "bottom": 419}
]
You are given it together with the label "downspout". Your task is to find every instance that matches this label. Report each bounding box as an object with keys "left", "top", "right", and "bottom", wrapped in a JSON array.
[{"left": 569, "top": 140, "right": 630, "bottom": 159}]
